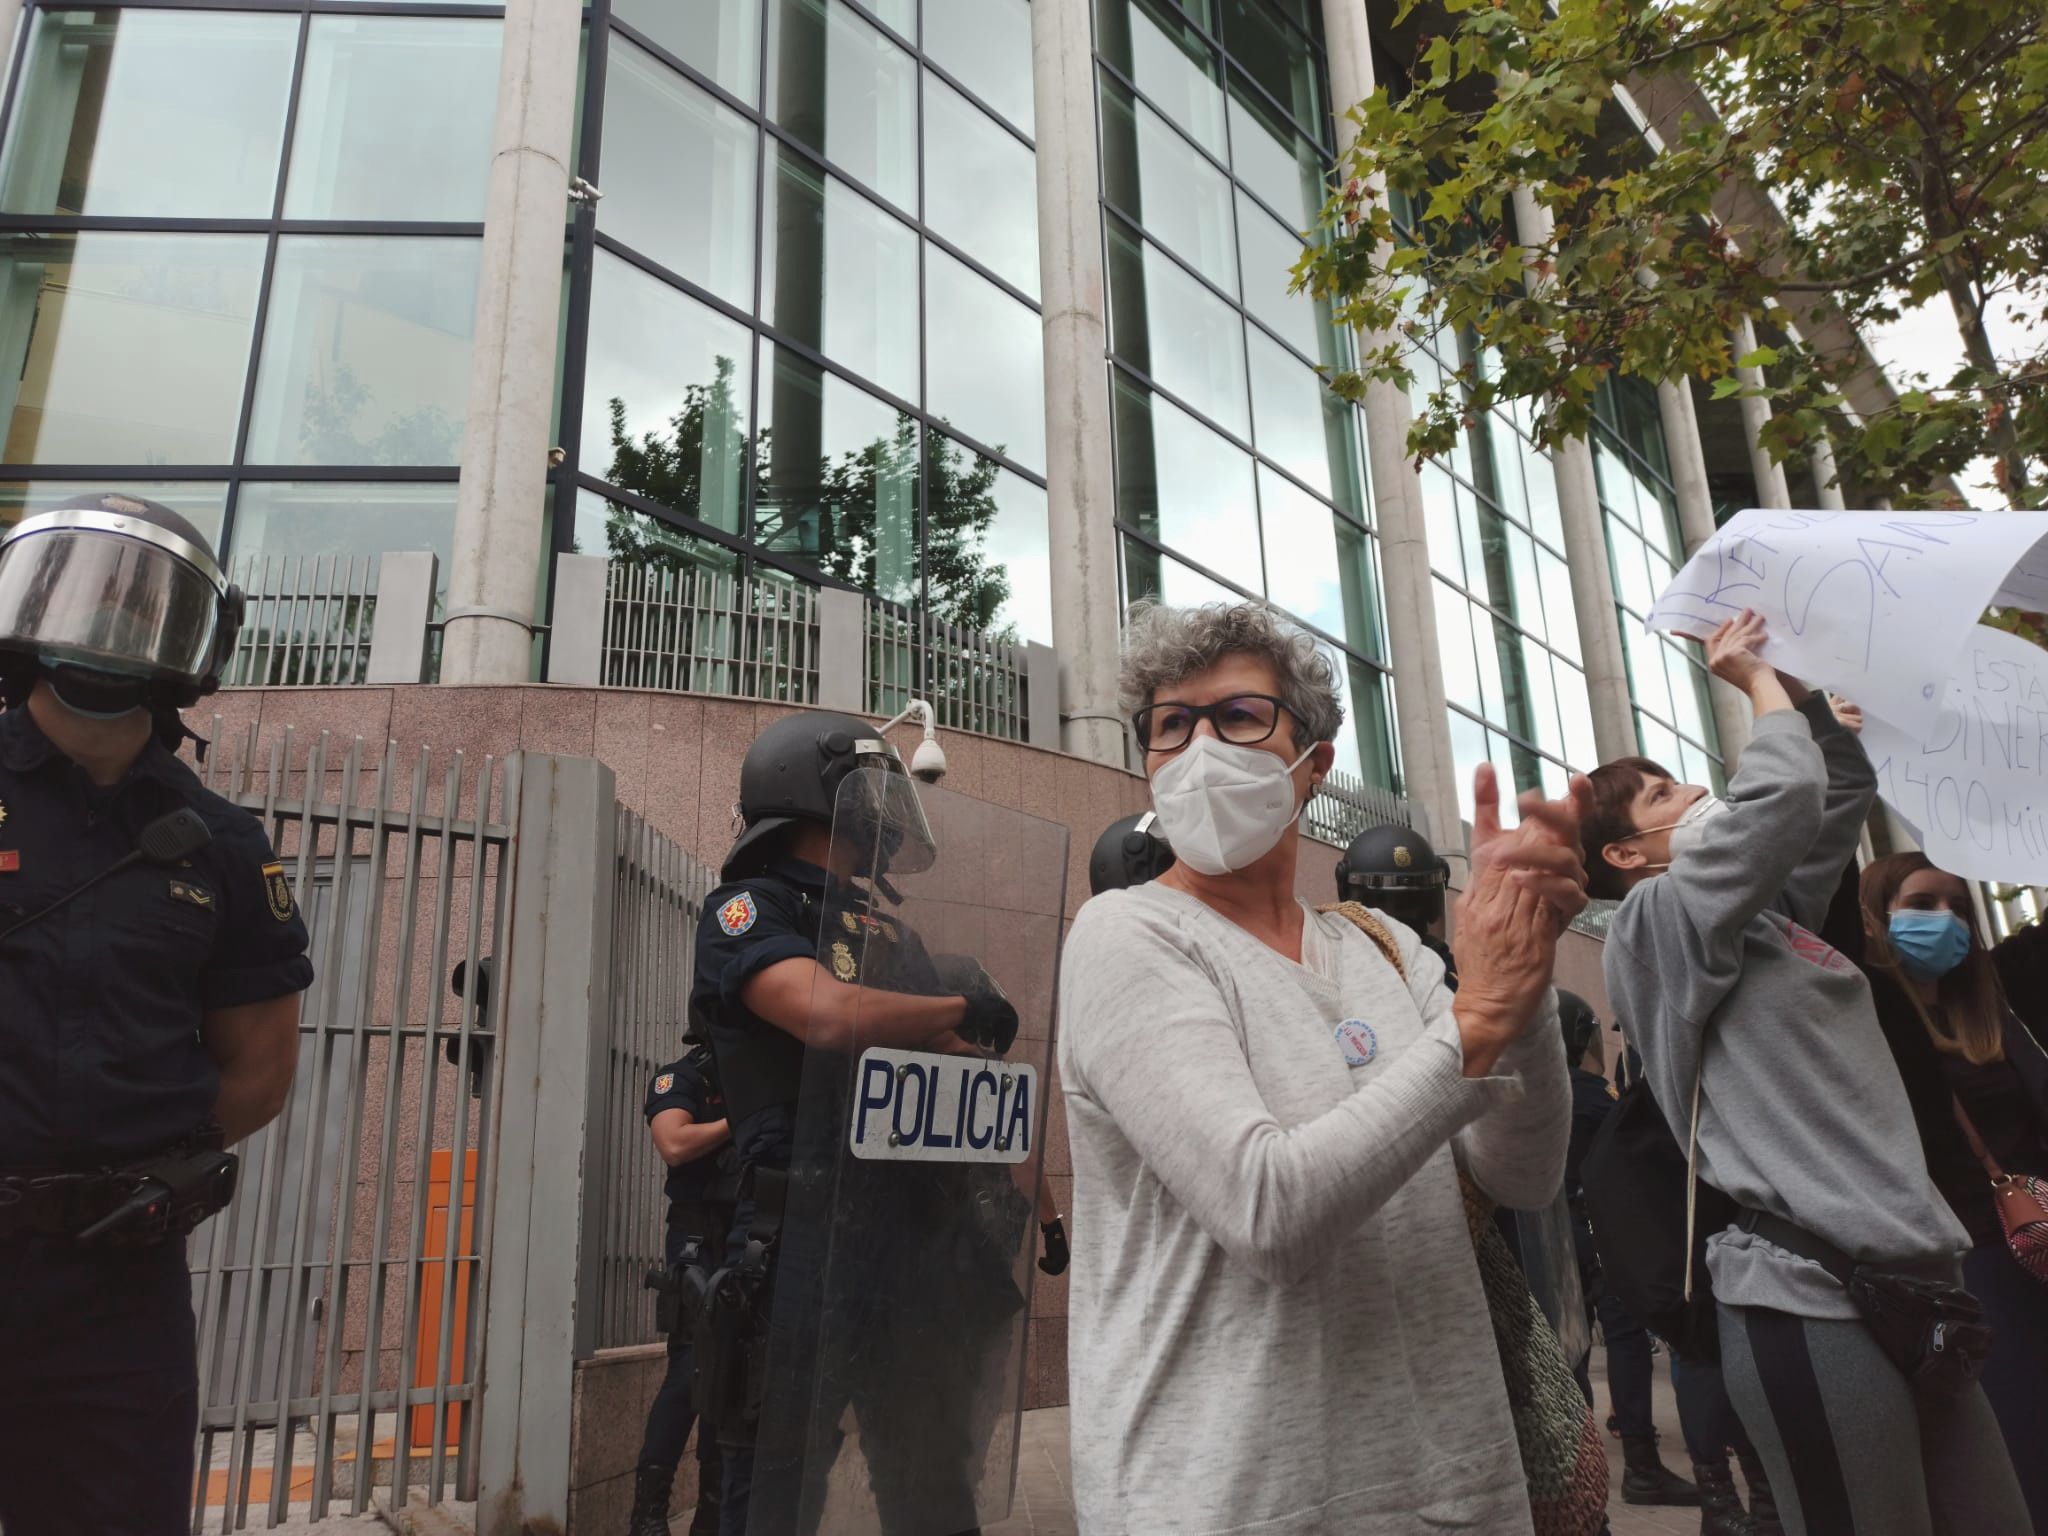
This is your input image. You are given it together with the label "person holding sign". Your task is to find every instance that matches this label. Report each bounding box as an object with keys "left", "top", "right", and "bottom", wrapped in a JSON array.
[
  {"left": 1060, "top": 602, "right": 1589, "bottom": 1535},
  {"left": 1583, "top": 609, "right": 2026, "bottom": 1536},
  {"left": 1852, "top": 854, "right": 2048, "bottom": 1534}
]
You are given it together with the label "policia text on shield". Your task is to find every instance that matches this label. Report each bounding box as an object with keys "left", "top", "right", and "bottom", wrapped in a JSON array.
[
  {"left": 683, "top": 711, "right": 1065, "bottom": 1536},
  {"left": 0, "top": 494, "right": 314, "bottom": 1536}
]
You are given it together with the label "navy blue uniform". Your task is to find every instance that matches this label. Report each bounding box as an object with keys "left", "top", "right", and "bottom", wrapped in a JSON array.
[{"left": 0, "top": 705, "right": 313, "bottom": 1536}]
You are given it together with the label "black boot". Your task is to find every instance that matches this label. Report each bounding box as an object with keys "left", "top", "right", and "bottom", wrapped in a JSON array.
[
  {"left": 1735, "top": 1447, "right": 1784, "bottom": 1536},
  {"left": 628, "top": 1463, "right": 673, "bottom": 1536},
  {"left": 1622, "top": 1433, "right": 1701, "bottom": 1505},
  {"left": 1695, "top": 1458, "right": 1755, "bottom": 1536}
]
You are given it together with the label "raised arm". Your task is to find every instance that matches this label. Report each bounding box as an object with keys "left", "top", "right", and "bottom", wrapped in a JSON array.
[{"left": 1777, "top": 690, "right": 1877, "bottom": 930}]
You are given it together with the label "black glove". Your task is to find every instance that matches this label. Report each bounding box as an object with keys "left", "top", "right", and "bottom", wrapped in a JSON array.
[
  {"left": 934, "top": 956, "right": 1020, "bottom": 1054},
  {"left": 1038, "top": 1216, "right": 1069, "bottom": 1276}
]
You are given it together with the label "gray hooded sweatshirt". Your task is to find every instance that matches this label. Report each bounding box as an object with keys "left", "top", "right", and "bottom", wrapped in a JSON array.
[{"left": 1602, "top": 696, "right": 1968, "bottom": 1319}]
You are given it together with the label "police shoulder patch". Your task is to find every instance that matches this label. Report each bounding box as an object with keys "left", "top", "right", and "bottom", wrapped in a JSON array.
[
  {"left": 718, "top": 891, "right": 759, "bottom": 936},
  {"left": 653, "top": 1072, "right": 676, "bottom": 1096},
  {"left": 262, "top": 861, "right": 294, "bottom": 922}
]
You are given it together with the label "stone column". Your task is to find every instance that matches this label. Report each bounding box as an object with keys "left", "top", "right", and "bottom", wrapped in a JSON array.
[
  {"left": 1733, "top": 315, "right": 1792, "bottom": 509},
  {"left": 1657, "top": 376, "right": 1753, "bottom": 762},
  {"left": 1510, "top": 184, "right": 1638, "bottom": 765},
  {"left": 1321, "top": 0, "right": 1464, "bottom": 846},
  {"left": 1032, "top": 0, "right": 1127, "bottom": 768},
  {"left": 440, "top": 0, "right": 581, "bottom": 685},
  {"left": 1809, "top": 431, "right": 1848, "bottom": 510}
]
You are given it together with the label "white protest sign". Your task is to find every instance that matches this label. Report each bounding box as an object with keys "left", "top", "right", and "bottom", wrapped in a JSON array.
[
  {"left": 1863, "top": 624, "right": 2048, "bottom": 885},
  {"left": 1646, "top": 508, "right": 2048, "bottom": 735}
]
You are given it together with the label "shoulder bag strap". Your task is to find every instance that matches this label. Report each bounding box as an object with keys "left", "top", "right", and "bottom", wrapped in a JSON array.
[
  {"left": 1317, "top": 900, "right": 1409, "bottom": 983},
  {"left": 1951, "top": 1097, "right": 2010, "bottom": 1181}
]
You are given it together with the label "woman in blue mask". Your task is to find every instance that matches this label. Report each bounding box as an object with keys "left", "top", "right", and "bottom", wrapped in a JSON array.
[{"left": 1859, "top": 852, "right": 2048, "bottom": 1534}]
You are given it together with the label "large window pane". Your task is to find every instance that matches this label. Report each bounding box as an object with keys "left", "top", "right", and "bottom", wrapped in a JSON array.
[
  {"left": 1227, "top": 78, "right": 1325, "bottom": 231},
  {"left": 0, "top": 480, "right": 227, "bottom": 548},
  {"left": 247, "top": 236, "right": 479, "bottom": 468},
  {"left": 1537, "top": 545, "right": 1580, "bottom": 663},
  {"left": 1221, "top": 1, "right": 1324, "bottom": 141},
  {"left": 1246, "top": 326, "right": 1360, "bottom": 512},
  {"left": 754, "top": 344, "right": 916, "bottom": 606},
  {"left": 1107, "top": 224, "right": 1248, "bottom": 440},
  {"left": 762, "top": 150, "right": 919, "bottom": 403},
  {"left": 1557, "top": 662, "right": 1597, "bottom": 767},
  {"left": 1344, "top": 655, "right": 1398, "bottom": 787},
  {"left": 1112, "top": 376, "right": 1256, "bottom": 579},
  {"left": 929, "top": 435, "right": 1052, "bottom": 643},
  {"left": 0, "top": 232, "right": 265, "bottom": 464},
  {"left": 923, "top": 0, "right": 1034, "bottom": 134},
  {"left": 284, "top": 17, "right": 501, "bottom": 222},
  {"left": 582, "top": 250, "right": 750, "bottom": 533},
  {"left": 1434, "top": 582, "right": 1482, "bottom": 714},
  {"left": 1420, "top": 464, "right": 1463, "bottom": 583},
  {"left": 1122, "top": 533, "right": 1240, "bottom": 610},
  {"left": 0, "top": 9, "right": 296, "bottom": 219},
  {"left": 1100, "top": 72, "right": 1236, "bottom": 294},
  {"left": 597, "top": 39, "right": 756, "bottom": 306},
  {"left": 1235, "top": 194, "right": 1326, "bottom": 364},
  {"left": 766, "top": 0, "right": 916, "bottom": 210},
  {"left": 925, "top": 249, "right": 1044, "bottom": 473},
  {"left": 227, "top": 482, "right": 457, "bottom": 610},
  {"left": 923, "top": 75, "right": 1038, "bottom": 298},
  {"left": 1097, "top": 0, "right": 1227, "bottom": 159},
  {"left": 574, "top": 488, "right": 739, "bottom": 578},
  {"left": 1259, "top": 466, "right": 1346, "bottom": 638},
  {"left": 614, "top": 0, "right": 762, "bottom": 104}
]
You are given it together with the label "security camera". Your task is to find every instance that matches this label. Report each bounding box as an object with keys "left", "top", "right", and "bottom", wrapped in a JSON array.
[{"left": 911, "top": 736, "right": 948, "bottom": 783}]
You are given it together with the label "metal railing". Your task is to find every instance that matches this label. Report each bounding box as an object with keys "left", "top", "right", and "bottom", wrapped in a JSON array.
[
  {"left": 223, "top": 551, "right": 441, "bottom": 690},
  {"left": 867, "top": 603, "right": 1030, "bottom": 740},
  {"left": 186, "top": 722, "right": 516, "bottom": 1531},
  {"left": 1305, "top": 767, "right": 1422, "bottom": 849},
  {"left": 596, "top": 809, "right": 719, "bottom": 1350},
  {"left": 594, "top": 560, "right": 820, "bottom": 702}
]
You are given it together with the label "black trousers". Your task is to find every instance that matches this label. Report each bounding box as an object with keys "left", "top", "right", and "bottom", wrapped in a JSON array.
[{"left": 0, "top": 1236, "right": 197, "bottom": 1536}]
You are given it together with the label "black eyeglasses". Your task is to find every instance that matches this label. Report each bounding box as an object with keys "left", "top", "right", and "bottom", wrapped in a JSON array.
[{"left": 1133, "top": 694, "right": 1295, "bottom": 753}]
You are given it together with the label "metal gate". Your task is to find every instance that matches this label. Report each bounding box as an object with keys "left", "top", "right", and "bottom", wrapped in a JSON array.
[{"left": 186, "top": 724, "right": 518, "bottom": 1531}]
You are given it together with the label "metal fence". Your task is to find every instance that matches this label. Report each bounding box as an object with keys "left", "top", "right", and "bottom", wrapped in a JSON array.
[
  {"left": 1304, "top": 767, "right": 1422, "bottom": 849},
  {"left": 598, "top": 561, "right": 820, "bottom": 702},
  {"left": 186, "top": 723, "right": 516, "bottom": 1531},
  {"left": 867, "top": 604, "right": 1031, "bottom": 740},
  {"left": 222, "top": 551, "right": 442, "bottom": 691},
  {"left": 595, "top": 809, "right": 719, "bottom": 1350}
]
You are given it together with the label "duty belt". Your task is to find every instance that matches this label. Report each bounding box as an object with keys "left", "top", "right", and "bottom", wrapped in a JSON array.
[{"left": 0, "top": 1132, "right": 236, "bottom": 1245}]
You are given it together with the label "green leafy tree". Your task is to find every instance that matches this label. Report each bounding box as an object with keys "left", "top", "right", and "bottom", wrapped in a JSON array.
[{"left": 1298, "top": 0, "right": 2048, "bottom": 523}]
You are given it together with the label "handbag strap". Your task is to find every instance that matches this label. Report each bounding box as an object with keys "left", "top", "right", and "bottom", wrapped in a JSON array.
[
  {"left": 1951, "top": 1097, "right": 2010, "bottom": 1181},
  {"left": 1318, "top": 901, "right": 1409, "bottom": 982}
]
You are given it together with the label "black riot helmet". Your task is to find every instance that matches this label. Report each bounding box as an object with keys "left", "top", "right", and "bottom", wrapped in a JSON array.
[
  {"left": 721, "top": 710, "right": 937, "bottom": 882},
  {"left": 0, "top": 493, "right": 244, "bottom": 712},
  {"left": 1088, "top": 811, "right": 1175, "bottom": 896},
  {"left": 1335, "top": 822, "right": 1451, "bottom": 931}
]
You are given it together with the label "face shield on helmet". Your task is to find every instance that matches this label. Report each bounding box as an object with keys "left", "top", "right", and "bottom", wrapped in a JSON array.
[{"left": 833, "top": 743, "right": 938, "bottom": 878}]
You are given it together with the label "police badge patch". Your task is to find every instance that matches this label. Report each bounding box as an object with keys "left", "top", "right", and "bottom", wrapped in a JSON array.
[
  {"left": 831, "top": 941, "right": 858, "bottom": 982},
  {"left": 653, "top": 1072, "right": 675, "bottom": 1095},
  {"left": 262, "top": 862, "right": 295, "bottom": 922},
  {"left": 719, "top": 892, "right": 759, "bottom": 936}
]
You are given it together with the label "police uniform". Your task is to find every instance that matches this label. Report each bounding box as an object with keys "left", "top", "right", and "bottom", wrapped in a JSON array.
[
  {"left": 631, "top": 1047, "right": 738, "bottom": 1535},
  {"left": 0, "top": 705, "right": 312, "bottom": 1533}
]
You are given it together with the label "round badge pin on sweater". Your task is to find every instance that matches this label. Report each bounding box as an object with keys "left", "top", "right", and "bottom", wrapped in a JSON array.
[{"left": 1335, "top": 1019, "right": 1377, "bottom": 1066}]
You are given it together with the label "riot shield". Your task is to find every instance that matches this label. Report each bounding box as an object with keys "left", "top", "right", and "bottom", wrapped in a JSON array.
[
  {"left": 1503, "top": 1190, "right": 1592, "bottom": 1370},
  {"left": 747, "top": 763, "right": 1069, "bottom": 1536}
]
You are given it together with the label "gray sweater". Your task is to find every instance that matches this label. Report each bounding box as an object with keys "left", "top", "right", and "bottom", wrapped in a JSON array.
[
  {"left": 1058, "top": 883, "right": 1568, "bottom": 1535},
  {"left": 1603, "top": 698, "right": 1968, "bottom": 1319}
]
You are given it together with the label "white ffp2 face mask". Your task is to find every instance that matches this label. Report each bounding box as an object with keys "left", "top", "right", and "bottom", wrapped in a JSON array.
[
  {"left": 1642, "top": 793, "right": 1730, "bottom": 868},
  {"left": 1147, "top": 734, "right": 1314, "bottom": 876}
]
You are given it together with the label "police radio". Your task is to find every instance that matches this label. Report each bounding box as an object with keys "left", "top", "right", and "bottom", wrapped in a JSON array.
[{"left": 0, "top": 807, "right": 212, "bottom": 944}]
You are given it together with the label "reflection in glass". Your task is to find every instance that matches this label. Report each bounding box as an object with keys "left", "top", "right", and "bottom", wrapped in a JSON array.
[
  {"left": 1235, "top": 194, "right": 1329, "bottom": 364},
  {"left": 1557, "top": 662, "right": 1598, "bottom": 767},
  {"left": 1345, "top": 655, "right": 1398, "bottom": 786},
  {"left": 923, "top": 0, "right": 1034, "bottom": 134},
  {"left": 600, "top": 37, "right": 756, "bottom": 306},
  {"left": 1448, "top": 707, "right": 1489, "bottom": 825},
  {"left": 1227, "top": 79, "right": 1325, "bottom": 232},
  {"left": 766, "top": 0, "right": 916, "bottom": 209},
  {"left": 582, "top": 250, "right": 751, "bottom": 533},
  {"left": 1519, "top": 635, "right": 1563, "bottom": 759},
  {"left": 1112, "top": 376, "right": 1256, "bottom": 581},
  {"left": 1606, "top": 519, "right": 1655, "bottom": 615},
  {"left": 1096, "top": 0, "right": 1226, "bottom": 158},
  {"left": 228, "top": 482, "right": 457, "bottom": 610},
  {"left": 0, "top": 232, "right": 265, "bottom": 465},
  {"left": 574, "top": 487, "right": 739, "bottom": 577},
  {"left": 925, "top": 249, "right": 1045, "bottom": 473},
  {"left": 1222, "top": 0, "right": 1324, "bottom": 139},
  {"left": 614, "top": 0, "right": 762, "bottom": 105},
  {"left": 247, "top": 236, "right": 480, "bottom": 468},
  {"left": 1100, "top": 72, "right": 1236, "bottom": 294},
  {"left": 1245, "top": 327, "right": 1361, "bottom": 515},
  {"left": 1108, "top": 223, "right": 1248, "bottom": 440},
  {"left": 1259, "top": 467, "right": 1347, "bottom": 640},
  {"left": 924, "top": 74, "right": 1038, "bottom": 298},
  {"left": 763, "top": 149, "right": 919, "bottom": 403},
  {"left": 929, "top": 435, "right": 1052, "bottom": 643},
  {"left": 754, "top": 345, "right": 916, "bottom": 606},
  {"left": 1434, "top": 581, "right": 1482, "bottom": 714},
  {"left": 1537, "top": 546, "right": 1579, "bottom": 664},
  {"left": 0, "top": 480, "right": 228, "bottom": 548},
  {"left": 285, "top": 17, "right": 501, "bottom": 222},
  {"left": 1122, "top": 533, "right": 1240, "bottom": 611},
  {"left": 0, "top": 8, "right": 296, "bottom": 219},
  {"left": 1620, "top": 621, "right": 1674, "bottom": 723}
]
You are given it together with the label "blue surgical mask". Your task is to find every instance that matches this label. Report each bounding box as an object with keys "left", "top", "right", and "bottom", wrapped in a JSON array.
[{"left": 1888, "top": 909, "right": 1972, "bottom": 980}]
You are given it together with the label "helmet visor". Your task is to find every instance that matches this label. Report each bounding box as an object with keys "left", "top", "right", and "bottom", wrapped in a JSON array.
[
  {"left": 835, "top": 753, "right": 938, "bottom": 877},
  {"left": 0, "top": 525, "right": 219, "bottom": 680}
]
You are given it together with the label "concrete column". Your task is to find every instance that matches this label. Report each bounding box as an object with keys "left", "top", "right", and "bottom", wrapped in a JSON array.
[
  {"left": 0, "top": 2, "right": 25, "bottom": 71},
  {"left": 1657, "top": 376, "right": 1752, "bottom": 762},
  {"left": 1510, "top": 184, "right": 1638, "bottom": 764},
  {"left": 1032, "top": 0, "right": 1126, "bottom": 768},
  {"left": 1321, "top": 0, "right": 1463, "bottom": 847},
  {"left": 440, "top": 0, "right": 581, "bottom": 685},
  {"left": 1809, "top": 431, "right": 1848, "bottom": 510},
  {"left": 1733, "top": 315, "right": 1792, "bottom": 508}
]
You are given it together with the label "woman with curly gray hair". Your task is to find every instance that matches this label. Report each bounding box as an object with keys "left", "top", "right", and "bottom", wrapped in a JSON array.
[{"left": 1058, "top": 601, "right": 1591, "bottom": 1535}]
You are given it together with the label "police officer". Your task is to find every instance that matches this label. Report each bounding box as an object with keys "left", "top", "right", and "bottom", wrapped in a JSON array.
[
  {"left": 1086, "top": 810, "right": 1175, "bottom": 898},
  {"left": 690, "top": 711, "right": 1022, "bottom": 1536},
  {"left": 629, "top": 1029, "right": 740, "bottom": 1536},
  {"left": 0, "top": 494, "right": 313, "bottom": 1534},
  {"left": 1334, "top": 822, "right": 1457, "bottom": 989}
]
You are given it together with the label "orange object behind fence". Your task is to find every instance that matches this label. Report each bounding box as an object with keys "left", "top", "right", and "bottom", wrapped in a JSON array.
[{"left": 411, "top": 1149, "right": 477, "bottom": 1450}]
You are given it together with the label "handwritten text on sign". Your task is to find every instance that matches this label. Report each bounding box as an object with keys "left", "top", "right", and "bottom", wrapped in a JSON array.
[
  {"left": 1646, "top": 509, "right": 2048, "bottom": 735},
  {"left": 1863, "top": 624, "right": 2048, "bottom": 885}
]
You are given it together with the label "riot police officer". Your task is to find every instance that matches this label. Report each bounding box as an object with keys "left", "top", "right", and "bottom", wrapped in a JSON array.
[
  {"left": 1335, "top": 822, "right": 1457, "bottom": 989},
  {"left": 689, "top": 712, "right": 1023, "bottom": 1536},
  {"left": 1087, "top": 809, "right": 1175, "bottom": 897},
  {"left": 630, "top": 1030, "right": 740, "bottom": 1536},
  {"left": 0, "top": 494, "right": 313, "bottom": 1534}
]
